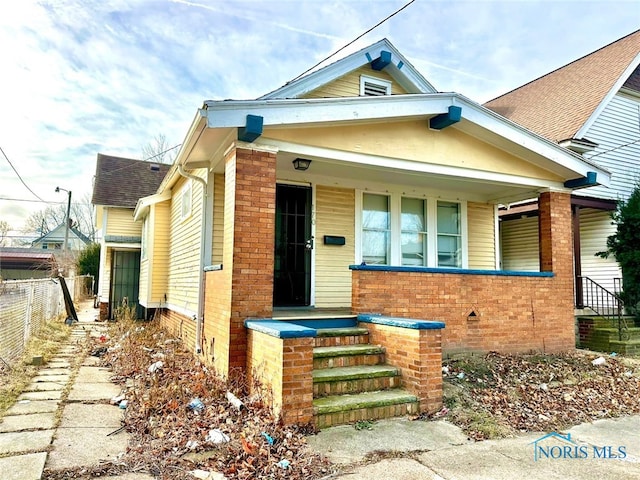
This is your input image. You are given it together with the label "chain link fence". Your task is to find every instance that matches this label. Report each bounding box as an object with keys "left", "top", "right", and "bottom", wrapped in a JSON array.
[{"left": 0, "top": 275, "right": 93, "bottom": 368}]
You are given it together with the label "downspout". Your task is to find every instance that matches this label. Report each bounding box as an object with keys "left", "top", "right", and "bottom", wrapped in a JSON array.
[{"left": 178, "top": 163, "right": 208, "bottom": 354}]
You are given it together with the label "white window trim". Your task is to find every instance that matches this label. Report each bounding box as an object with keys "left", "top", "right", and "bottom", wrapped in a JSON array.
[
  {"left": 360, "top": 75, "right": 392, "bottom": 96},
  {"left": 356, "top": 189, "right": 468, "bottom": 268},
  {"left": 179, "top": 180, "right": 192, "bottom": 222}
]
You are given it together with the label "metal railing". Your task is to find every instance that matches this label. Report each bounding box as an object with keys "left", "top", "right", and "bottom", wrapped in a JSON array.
[{"left": 576, "top": 275, "right": 628, "bottom": 341}]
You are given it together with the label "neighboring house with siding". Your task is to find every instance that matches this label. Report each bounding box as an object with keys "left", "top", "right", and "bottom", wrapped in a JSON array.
[
  {"left": 135, "top": 39, "right": 611, "bottom": 426},
  {"left": 91, "top": 154, "right": 170, "bottom": 320},
  {"left": 31, "top": 223, "right": 91, "bottom": 251},
  {"left": 486, "top": 29, "right": 640, "bottom": 303}
]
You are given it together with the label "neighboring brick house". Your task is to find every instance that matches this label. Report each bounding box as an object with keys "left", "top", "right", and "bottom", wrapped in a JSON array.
[
  {"left": 91, "top": 154, "right": 170, "bottom": 320},
  {"left": 486, "top": 29, "right": 640, "bottom": 304},
  {"left": 135, "top": 39, "right": 610, "bottom": 426}
]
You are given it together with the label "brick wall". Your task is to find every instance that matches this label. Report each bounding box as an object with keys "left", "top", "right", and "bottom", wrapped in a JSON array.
[
  {"left": 363, "top": 322, "right": 443, "bottom": 413},
  {"left": 156, "top": 308, "right": 197, "bottom": 351},
  {"left": 353, "top": 192, "right": 574, "bottom": 355},
  {"left": 247, "top": 330, "right": 314, "bottom": 425}
]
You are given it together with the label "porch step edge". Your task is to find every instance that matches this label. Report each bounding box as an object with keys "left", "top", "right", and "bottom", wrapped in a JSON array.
[
  {"left": 313, "top": 389, "right": 418, "bottom": 415},
  {"left": 314, "top": 344, "right": 384, "bottom": 358},
  {"left": 313, "top": 365, "right": 398, "bottom": 383},
  {"left": 316, "top": 327, "right": 369, "bottom": 337}
]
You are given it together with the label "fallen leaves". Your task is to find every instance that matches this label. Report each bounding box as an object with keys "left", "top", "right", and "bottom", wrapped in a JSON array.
[
  {"left": 442, "top": 351, "right": 640, "bottom": 440},
  {"left": 50, "top": 318, "right": 333, "bottom": 480}
]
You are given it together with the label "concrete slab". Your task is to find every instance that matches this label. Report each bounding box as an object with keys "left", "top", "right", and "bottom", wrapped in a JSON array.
[
  {"left": 59, "top": 403, "right": 124, "bottom": 428},
  {"left": 46, "top": 427, "right": 128, "bottom": 470},
  {"left": 82, "top": 356, "right": 102, "bottom": 366},
  {"left": 67, "top": 382, "right": 121, "bottom": 401},
  {"left": 338, "top": 458, "right": 440, "bottom": 480},
  {"left": 569, "top": 416, "right": 640, "bottom": 458},
  {"left": 37, "top": 368, "right": 72, "bottom": 376},
  {"left": 0, "top": 452, "right": 48, "bottom": 480},
  {"left": 46, "top": 361, "right": 71, "bottom": 368},
  {"left": 24, "top": 381, "right": 65, "bottom": 392},
  {"left": 18, "top": 390, "right": 63, "bottom": 401},
  {"left": 0, "top": 429, "right": 54, "bottom": 455},
  {"left": 31, "top": 374, "right": 70, "bottom": 384},
  {"left": 75, "top": 366, "right": 113, "bottom": 383},
  {"left": 307, "top": 418, "right": 470, "bottom": 464},
  {"left": 0, "top": 412, "right": 56, "bottom": 432},
  {"left": 5, "top": 399, "right": 59, "bottom": 416}
]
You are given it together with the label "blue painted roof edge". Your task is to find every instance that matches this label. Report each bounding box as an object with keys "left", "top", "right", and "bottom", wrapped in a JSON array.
[
  {"left": 358, "top": 314, "right": 445, "bottom": 330},
  {"left": 349, "top": 265, "right": 554, "bottom": 278},
  {"left": 244, "top": 320, "right": 317, "bottom": 338}
]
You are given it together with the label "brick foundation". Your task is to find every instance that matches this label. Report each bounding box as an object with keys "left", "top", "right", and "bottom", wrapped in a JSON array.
[{"left": 99, "top": 302, "right": 109, "bottom": 321}]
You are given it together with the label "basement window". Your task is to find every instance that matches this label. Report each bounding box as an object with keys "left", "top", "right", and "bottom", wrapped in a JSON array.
[{"left": 360, "top": 75, "right": 392, "bottom": 96}]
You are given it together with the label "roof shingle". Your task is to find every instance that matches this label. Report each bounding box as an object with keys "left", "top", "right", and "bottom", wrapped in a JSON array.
[
  {"left": 484, "top": 29, "right": 640, "bottom": 143},
  {"left": 91, "top": 154, "right": 171, "bottom": 208}
]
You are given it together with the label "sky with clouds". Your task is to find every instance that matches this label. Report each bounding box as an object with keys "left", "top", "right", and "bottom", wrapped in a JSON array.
[{"left": 0, "top": 0, "right": 638, "bottom": 239}]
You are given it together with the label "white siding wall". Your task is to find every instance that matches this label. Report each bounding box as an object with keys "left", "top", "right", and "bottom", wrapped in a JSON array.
[
  {"left": 579, "top": 208, "right": 622, "bottom": 292},
  {"left": 580, "top": 92, "right": 640, "bottom": 201},
  {"left": 500, "top": 216, "right": 540, "bottom": 272}
]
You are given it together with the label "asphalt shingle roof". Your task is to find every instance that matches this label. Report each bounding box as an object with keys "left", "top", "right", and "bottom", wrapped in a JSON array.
[
  {"left": 91, "top": 153, "right": 171, "bottom": 208},
  {"left": 484, "top": 29, "right": 640, "bottom": 143}
]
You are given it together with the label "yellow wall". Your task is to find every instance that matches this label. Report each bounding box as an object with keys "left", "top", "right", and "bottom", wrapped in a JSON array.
[
  {"left": 264, "top": 121, "right": 564, "bottom": 182},
  {"left": 99, "top": 247, "right": 112, "bottom": 299},
  {"left": 467, "top": 202, "right": 496, "bottom": 270},
  {"left": 105, "top": 207, "right": 141, "bottom": 237},
  {"left": 151, "top": 201, "right": 170, "bottom": 302},
  {"left": 314, "top": 186, "right": 355, "bottom": 307},
  {"left": 302, "top": 65, "right": 407, "bottom": 98},
  {"left": 167, "top": 174, "right": 205, "bottom": 314},
  {"left": 212, "top": 173, "right": 225, "bottom": 265},
  {"left": 139, "top": 254, "right": 148, "bottom": 304}
]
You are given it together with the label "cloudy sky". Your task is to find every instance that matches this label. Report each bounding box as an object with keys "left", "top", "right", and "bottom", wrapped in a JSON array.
[{"left": 0, "top": 0, "right": 638, "bottom": 238}]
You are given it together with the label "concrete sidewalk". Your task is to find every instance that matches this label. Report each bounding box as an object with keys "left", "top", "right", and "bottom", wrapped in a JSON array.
[
  {"left": 308, "top": 415, "right": 640, "bottom": 479},
  {"left": 0, "top": 299, "right": 154, "bottom": 480}
]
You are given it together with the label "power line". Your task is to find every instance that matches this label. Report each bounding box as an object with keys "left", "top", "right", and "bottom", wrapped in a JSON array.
[
  {"left": 102, "top": 144, "right": 182, "bottom": 176},
  {"left": 0, "top": 146, "right": 47, "bottom": 203},
  {"left": 0, "top": 197, "right": 91, "bottom": 205},
  {"left": 289, "top": 0, "right": 417, "bottom": 83}
]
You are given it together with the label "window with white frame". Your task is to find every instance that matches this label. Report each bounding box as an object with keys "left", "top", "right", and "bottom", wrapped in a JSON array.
[
  {"left": 141, "top": 217, "right": 148, "bottom": 260},
  {"left": 360, "top": 75, "right": 392, "bottom": 96},
  {"left": 360, "top": 192, "right": 465, "bottom": 268},
  {"left": 362, "top": 193, "right": 390, "bottom": 264},
  {"left": 179, "top": 181, "right": 192, "bottom": 222}
]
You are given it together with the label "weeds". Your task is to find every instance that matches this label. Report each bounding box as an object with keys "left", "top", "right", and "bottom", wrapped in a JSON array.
[{"left": 0, "top": 314, "right": 71, "bottom": 415}]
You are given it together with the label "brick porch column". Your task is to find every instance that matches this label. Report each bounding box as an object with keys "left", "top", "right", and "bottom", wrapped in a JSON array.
[
  {"left": 538, "top": 190, "right": 574, "bottom": 350},
  {"left": 225, "top": 145, "right": 276, "bottom": 374}
]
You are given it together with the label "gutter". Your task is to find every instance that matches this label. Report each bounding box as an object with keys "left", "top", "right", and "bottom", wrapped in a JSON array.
[{"left": 177, "top": 163, "right": 208, "bottom": 355}]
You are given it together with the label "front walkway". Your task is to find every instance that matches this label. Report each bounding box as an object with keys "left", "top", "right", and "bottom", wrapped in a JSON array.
[{"left": 0, "top": 300, "right": 154, "bottom": 480}]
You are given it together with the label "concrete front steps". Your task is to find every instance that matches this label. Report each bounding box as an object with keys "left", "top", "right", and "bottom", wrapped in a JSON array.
[
  {"left": 577, "top": 315, "right": 640, "bottom": 355},
  {"left": 311, "top": 324, "right": 419, "bottom": 428}
]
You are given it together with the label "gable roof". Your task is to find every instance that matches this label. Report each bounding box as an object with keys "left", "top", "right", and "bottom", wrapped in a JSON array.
[
  {"left": 92, "top": 153, "right": 171, "bottom": 208},
  {"left": 31, "top": 223, "right": 91, "bottom": 246},
  {"left": 484, "top": 29, "right": 640, "bottom": 143},
  {"left": 259, "top": 38, "right": 437, "bottom": 99}
]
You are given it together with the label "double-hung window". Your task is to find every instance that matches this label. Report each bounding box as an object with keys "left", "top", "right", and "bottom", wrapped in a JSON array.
[{"left": 360, "top": 192, "right": 464, "bottom": 268}]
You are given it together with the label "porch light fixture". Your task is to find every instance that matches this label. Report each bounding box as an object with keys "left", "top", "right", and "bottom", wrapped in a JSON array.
[{"left": 292, "top": 158, "right": 312, "bottom": 171}]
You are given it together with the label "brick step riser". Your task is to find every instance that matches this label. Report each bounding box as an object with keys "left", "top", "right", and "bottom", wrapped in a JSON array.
[
  {"left": 314, "top": 335, "right": 369, "bottom": 347},
  {"left": 313, "top": 353, "right": 385, "bottom": 369},
  {"left": 314, "top": 375, "right": 400, "bottom": 398},
  {"left": 315, "top": 401, "right": 419, "bottom": 429}
]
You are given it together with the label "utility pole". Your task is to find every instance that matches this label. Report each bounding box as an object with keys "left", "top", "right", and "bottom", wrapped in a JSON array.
[{"left": 56, "top": 187, "right": 72, "bottom": 251}]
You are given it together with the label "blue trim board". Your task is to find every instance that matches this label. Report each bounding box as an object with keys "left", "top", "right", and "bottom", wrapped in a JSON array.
[
  {"left": 429, "top": 105, "right": 462, "bottom": 130},
  {"left": 358, "top": 314, "right": 445, "bottom": 330},
  {"left": 238, "top": 114, "right": 263, "bottom": 142},
  {"left": 287, "top": 318, "right": 357, "bottom": 329},
  {"left": 244, "top": 320, "right": 316, "bottom": 338},
  {"left": 564, "top": 171, "right": 597, "bottom": 189},
  {"left": 350, "top": 264, "right": 554, "bottom": 278},
  {"left": 371, "top": 51, "right": 392, "bottom": 71}
]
